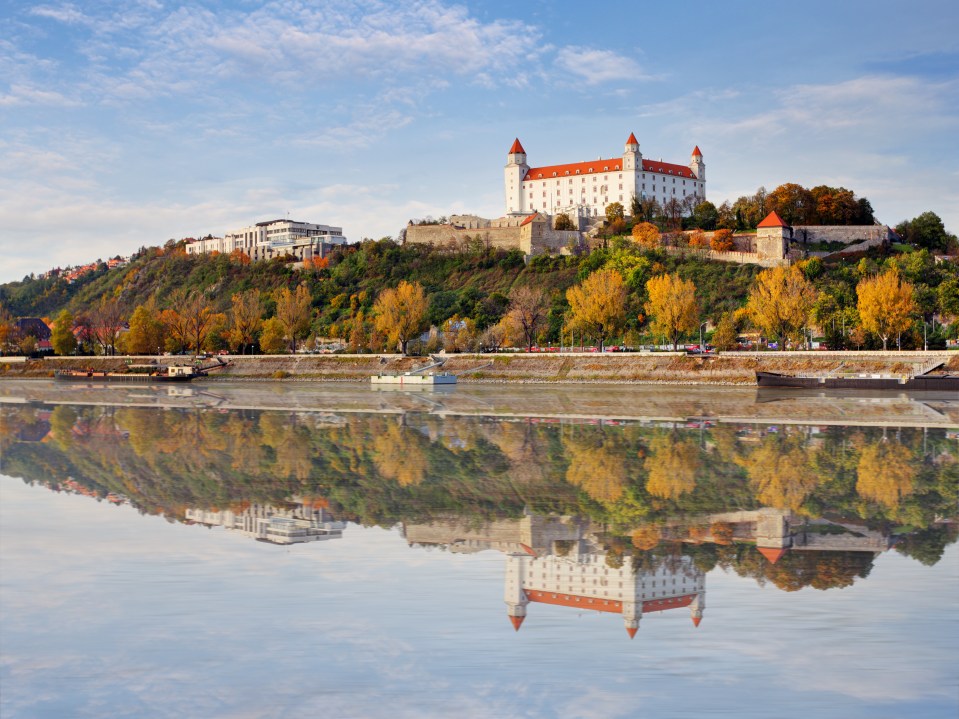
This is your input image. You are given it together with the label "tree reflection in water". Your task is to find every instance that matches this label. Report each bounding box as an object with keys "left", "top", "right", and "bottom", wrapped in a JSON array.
[{"left": 3, "top": 400, "right": 957, "bottom": 607}]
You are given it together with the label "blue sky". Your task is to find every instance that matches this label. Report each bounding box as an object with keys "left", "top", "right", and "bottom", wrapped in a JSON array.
[{"left": 1, "top": 0, "right": 958, "bottom": 283}]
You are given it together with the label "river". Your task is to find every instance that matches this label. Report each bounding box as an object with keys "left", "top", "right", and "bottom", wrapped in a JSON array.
[{"left": 1, "top": 381, "right": 957, "bottom": 718}]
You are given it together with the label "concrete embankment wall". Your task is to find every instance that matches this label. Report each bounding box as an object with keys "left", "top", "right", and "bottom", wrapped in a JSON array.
[{"left": 3, "top": 351, "right": 956, "bottom": 386}]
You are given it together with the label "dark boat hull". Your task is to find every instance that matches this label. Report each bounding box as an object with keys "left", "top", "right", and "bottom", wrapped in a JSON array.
[
  {"left": 55, "top": 371, "right": 195, "bottom": 383},
  {"left": 756, "top": 371, "right": 959, "bottom": 392}
]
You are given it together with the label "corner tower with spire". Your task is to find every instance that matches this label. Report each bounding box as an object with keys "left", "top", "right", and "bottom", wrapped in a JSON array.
[{"left": 504, "top": 138, "right": 529, "bottom": 215}]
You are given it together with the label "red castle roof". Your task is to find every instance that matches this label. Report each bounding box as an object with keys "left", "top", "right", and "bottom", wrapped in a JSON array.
[
  {"left": 627, "top": 132, "right": 638, "bottom": 145},
  {"left": 692, "top": 146, "right": 702, "bottom": 157},
  {"left": 509, "top": 138, "right": 526, "bottom": 154},
  {"left": 522, "top": 157, "right": 696, "bottom": 181},
  {"left": 757, "top": 211, "right": 789, "bottom": 229}
]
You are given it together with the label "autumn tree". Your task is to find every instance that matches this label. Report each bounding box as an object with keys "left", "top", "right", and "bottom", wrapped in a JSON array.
[
  {"left": 506, "top": 285, "right": 549, "bottom": 351},
  {"left": 259, "top": 317, "right": 287, "bottom": 354},
  {"left": 92, "top": 298, "right": 124, "bottom": 355},
  {"left": 857, "top": 269, "right": 916, "bottom": 350},
  {"left": 767, "top": 183, "right": 815, "bottom": 225},
  {"left": 566, "top": 269, "right": 626, "bottom": 351},
  {"left": 711, "top": 312, "right": 739, "bottom": 351},
  {"left": 181, "top": 291, "right": 216, "bottom": 353},
  {"left": 709, "top": 228, "right": 735, "bottom": 252},
  {"left": 644, "top": 273, "right": 699, "bottom": 350},
  {"left": 373, "top": 280, "right": 428, "bottom": 355},
  {"left": 273, "top": 284, "right": 313, "bottom": 353},
  {"left": 631, "top": 221, "right": 661, "bottom": 248},
  {"left": 554, "top": 213, "right": 575, "bottom": 231},
  {"left": 644, "top": 434, "right": 700, "bottom": 499},
  {"left": 746, "top": 265, "right": 816, "bottom": 349},
  {"left": 856, "top": 440, "right": 916, "bottom": 509},
  {"left": 688, "top": 230, "right": 708, "bottom": 248},
  {"left": 125, "top": 303, "right": 166, "bottom": 355},
  {"left": 229, "top": 290, "right": 264, "bottom": 355},
  {"left": 51, "top": 310, "right": 77, "bottom": 356},
  {"left": 605, "top": 202, "right": 625, "bottom": 223}
]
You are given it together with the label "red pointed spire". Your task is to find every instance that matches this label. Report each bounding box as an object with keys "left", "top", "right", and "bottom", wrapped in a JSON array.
[
  {"left": 509, "top": 615, "right": 525, "bottom": 631},
  {"left": 626, "top": 132, "right": 638, "bottom": 145},
  {"left": 509, "top": 138, "right": 526, "bottom": 154},
  {"left": 757, "top": 546, "right": 788, "bottom": 564},
  {"left": 757, "top": 211, "right": 789, "bottom": 228},
  {"left": 691, "top": 145, "right": 703, "bottom": 157},
  {"left": 626, "top": 626, "right": 638, "bottom": 639},
  {"left": 692, "top": 616, "right": 702, "bottom": 628}
]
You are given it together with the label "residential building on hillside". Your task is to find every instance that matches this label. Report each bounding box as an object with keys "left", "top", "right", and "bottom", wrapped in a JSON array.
[
  {"left": 505, "top": 134, "right": 706, "bottom": 219},
  {"left": 186, "top": 219, "right": 347, "bottom": 262}
]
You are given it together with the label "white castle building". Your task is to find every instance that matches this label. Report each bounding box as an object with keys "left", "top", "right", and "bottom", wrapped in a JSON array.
[
  {"left": 186, "top": 218, "right": 347, "bottom": 262},
  {"left": 505, "top": 549, "right": 705, "bottom": 638},
  {"left": 504, "top": 134, "right": 705, "bottom": 219}
]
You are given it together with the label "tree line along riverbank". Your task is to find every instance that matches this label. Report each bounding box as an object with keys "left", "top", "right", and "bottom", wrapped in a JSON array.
[{"left": 3, "top": 351, "right": 956, "bottom": 385}]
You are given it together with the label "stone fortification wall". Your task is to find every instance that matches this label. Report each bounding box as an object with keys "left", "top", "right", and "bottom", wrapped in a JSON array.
[
  {"left": 521, "top": 222, "right": 580, "bottom": 255},
  {"left": 405, "top": 223, "right": 522, "bottom": 250},
  {"left": 793, "top": 225, "right": 894, "bottom": 245}
]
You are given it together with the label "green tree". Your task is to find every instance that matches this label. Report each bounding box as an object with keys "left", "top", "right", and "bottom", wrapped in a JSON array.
[
  {"left": 691, "top": 201, "right": 718, "bottom": 230},
  {"left": 605, "top": 202, "right": 625, "bottom": 223},
  {"left": 896, "top": 211, "right": 953, "bottom": 252},
  {"left": 51, "top": 310, "right": 77, "bottom": 356}
]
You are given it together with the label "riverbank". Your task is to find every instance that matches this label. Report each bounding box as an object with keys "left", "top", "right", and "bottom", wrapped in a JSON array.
[{"left": 3, "top": 351, "right": 956, "bottom": 385}]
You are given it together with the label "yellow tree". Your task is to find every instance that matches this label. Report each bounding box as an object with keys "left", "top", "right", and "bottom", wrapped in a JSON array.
[
  {"left": 856, "top": 269, "right": 916, "bottom": 350},
  {"left": 566, "top": 269, "right": 626, "bottom": 351},
  {"left": 259, "top": 317, "right": 287, "bottom": 354},
  {"left": 644, "top": 273, "right": 699, "bottom": 350},
  {"left": 229, "top": 290, "right": 264, "bottom": 354},
  {"left": 273, "top": 284, "right": 313, "bottom": 352},
  {"left": 856, "top": 440, "right": 916, "bottom": 509},
  {"left": 50, "top": 310, "right": 77, "bottom": 356},
  {"left": 746, "top": 265, "right": 816, "bottom": 349},
  {"left": 631, "top": 221, "right": 661, "bottom": 247},
  {"left": 373, "top": 280, "right": 428, "bottom": 355},
  {"left": 125, "top": 302, "right": 166, "bottom": 355},
  {"left": 644, "top": 434, "right": 700, "bottom": 499}
]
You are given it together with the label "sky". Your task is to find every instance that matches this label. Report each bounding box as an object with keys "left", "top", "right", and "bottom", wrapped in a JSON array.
[{"left": 1, "top": 0, "right": 958, "bottom": 283}]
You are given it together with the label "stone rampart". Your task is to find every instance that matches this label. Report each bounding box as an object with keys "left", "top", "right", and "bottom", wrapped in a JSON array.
[
  {"left": 405, "top": 224, "right": 522, "bottom": 250},
  {"left": 793, "top": 225, "right": 894, "bottom": 245}
]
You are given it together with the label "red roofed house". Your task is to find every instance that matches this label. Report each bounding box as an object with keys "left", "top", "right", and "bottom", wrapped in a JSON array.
[{"left": 505, "top": 134, "right": 706, "bottom": 221}]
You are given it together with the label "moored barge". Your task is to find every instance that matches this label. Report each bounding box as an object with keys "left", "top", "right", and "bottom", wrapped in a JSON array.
[{"left": 756, "top": 370, "right": 959, "bottom": 392}]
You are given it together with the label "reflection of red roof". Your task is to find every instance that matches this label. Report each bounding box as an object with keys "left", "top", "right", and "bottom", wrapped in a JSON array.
[
  {"left": 509, "top": 615, "right": 525, "bottom": 631},
  {"left": 627, "top": 132, "right": 638, "bottom": 145},
  {"left": 758, "top": 546, "right": 788, "bottom": 563},
  {"left": 626, "top": 626, "right": 638, "bottom": 639},
  {"left": 692, "top": 616, "right": 702, "bottom": 627},
  {"left": 509, "top": 138, "right": 526, "bottom": 154},
  {"left": 757, "top": 211, "right": 789, "bottom": 228},
  {"left": 525, "top": 589, "right": 695, "bottom": 614}
]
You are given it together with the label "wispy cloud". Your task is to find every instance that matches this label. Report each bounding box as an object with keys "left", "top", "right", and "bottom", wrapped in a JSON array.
[{"left": 555, "top": 47, "right": 649, "bottom": 85}]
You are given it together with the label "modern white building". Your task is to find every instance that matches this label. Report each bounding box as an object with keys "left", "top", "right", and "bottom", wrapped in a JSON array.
[
  {"left": 505, "top": 134, "right": 705, "bottom": 219},
  {"left": 186, "top": 219, "right": 347, "bottom": 262},
  {"left": 185, "top": 498, "right": 345, "bottom": 545}
]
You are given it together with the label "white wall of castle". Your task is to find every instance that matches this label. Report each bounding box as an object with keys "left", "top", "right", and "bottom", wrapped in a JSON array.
[{"left": 506, "top": 137, "right": 706, "bottom": 218}]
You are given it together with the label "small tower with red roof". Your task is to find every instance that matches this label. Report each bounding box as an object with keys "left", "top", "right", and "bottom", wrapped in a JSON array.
[
  {"left": 756, "top": 211, "right": 792, "bottom": 262},
  {"left": 623, "top": 132, "right": 642, "bottom": 173},
  {"left": 689, "top": 146, "right": 705, "bottom": 183},
  {"left": 505, "top": 139, "right": 529, "bottom": 216}
]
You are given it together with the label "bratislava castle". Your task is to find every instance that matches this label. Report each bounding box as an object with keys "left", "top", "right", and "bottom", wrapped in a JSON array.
[{"left": 505, "top": 133, "right": 705, "bottom": 218}]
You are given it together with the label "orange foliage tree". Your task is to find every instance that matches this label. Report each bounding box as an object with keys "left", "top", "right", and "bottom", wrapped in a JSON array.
[
  {"left": 631, "top": 221, "right": 662, "bottom": 247},
  {"left": 709, "top": 228, "right": 735, "bottom": 252}
]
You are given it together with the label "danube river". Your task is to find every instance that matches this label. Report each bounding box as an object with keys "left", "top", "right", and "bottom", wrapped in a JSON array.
[{"left": 1, "top": 381, "right": 957, "bottom": 718}]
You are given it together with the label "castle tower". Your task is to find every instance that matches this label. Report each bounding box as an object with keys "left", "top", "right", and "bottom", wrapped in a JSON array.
[
  {"left": 689, "top": 146, "right": 705, "bottom": 182},
  {"left": 689, "top": 590, "right": 706, "bottom": 627},
  {"left": 623, "top": 132, "right": 641, "bottom": 172},
  {"left": 505, "top": 138, "right": 529, "bottom": 216},
  {"left": 504, "top": 553, "right": 529, "bottom": 631}
]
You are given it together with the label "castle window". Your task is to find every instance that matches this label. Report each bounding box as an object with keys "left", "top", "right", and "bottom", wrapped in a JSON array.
[
  {"left": 552, "top": 172, "right": 557, "bottom": 177},
  {"left": 576, "top": 170, "right": 580, "bottom": 174},
  {"left": 588, "top": 168, "right": 593, "bottom": 173},
  {"left": 565, "top": 171, "right": 569, "bottom": 176},
  {"left": 603, "top": 166, "right": 608, "bottom": 171}
]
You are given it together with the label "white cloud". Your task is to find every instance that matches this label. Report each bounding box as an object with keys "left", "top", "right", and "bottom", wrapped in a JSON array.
[{"left": 555, "top": 47, "right": 648, "bottom": 85}]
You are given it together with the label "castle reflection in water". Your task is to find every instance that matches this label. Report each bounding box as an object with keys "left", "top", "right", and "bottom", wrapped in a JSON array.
[{"left": 2, "top": 387, "right": 954, "bottom": 638}]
